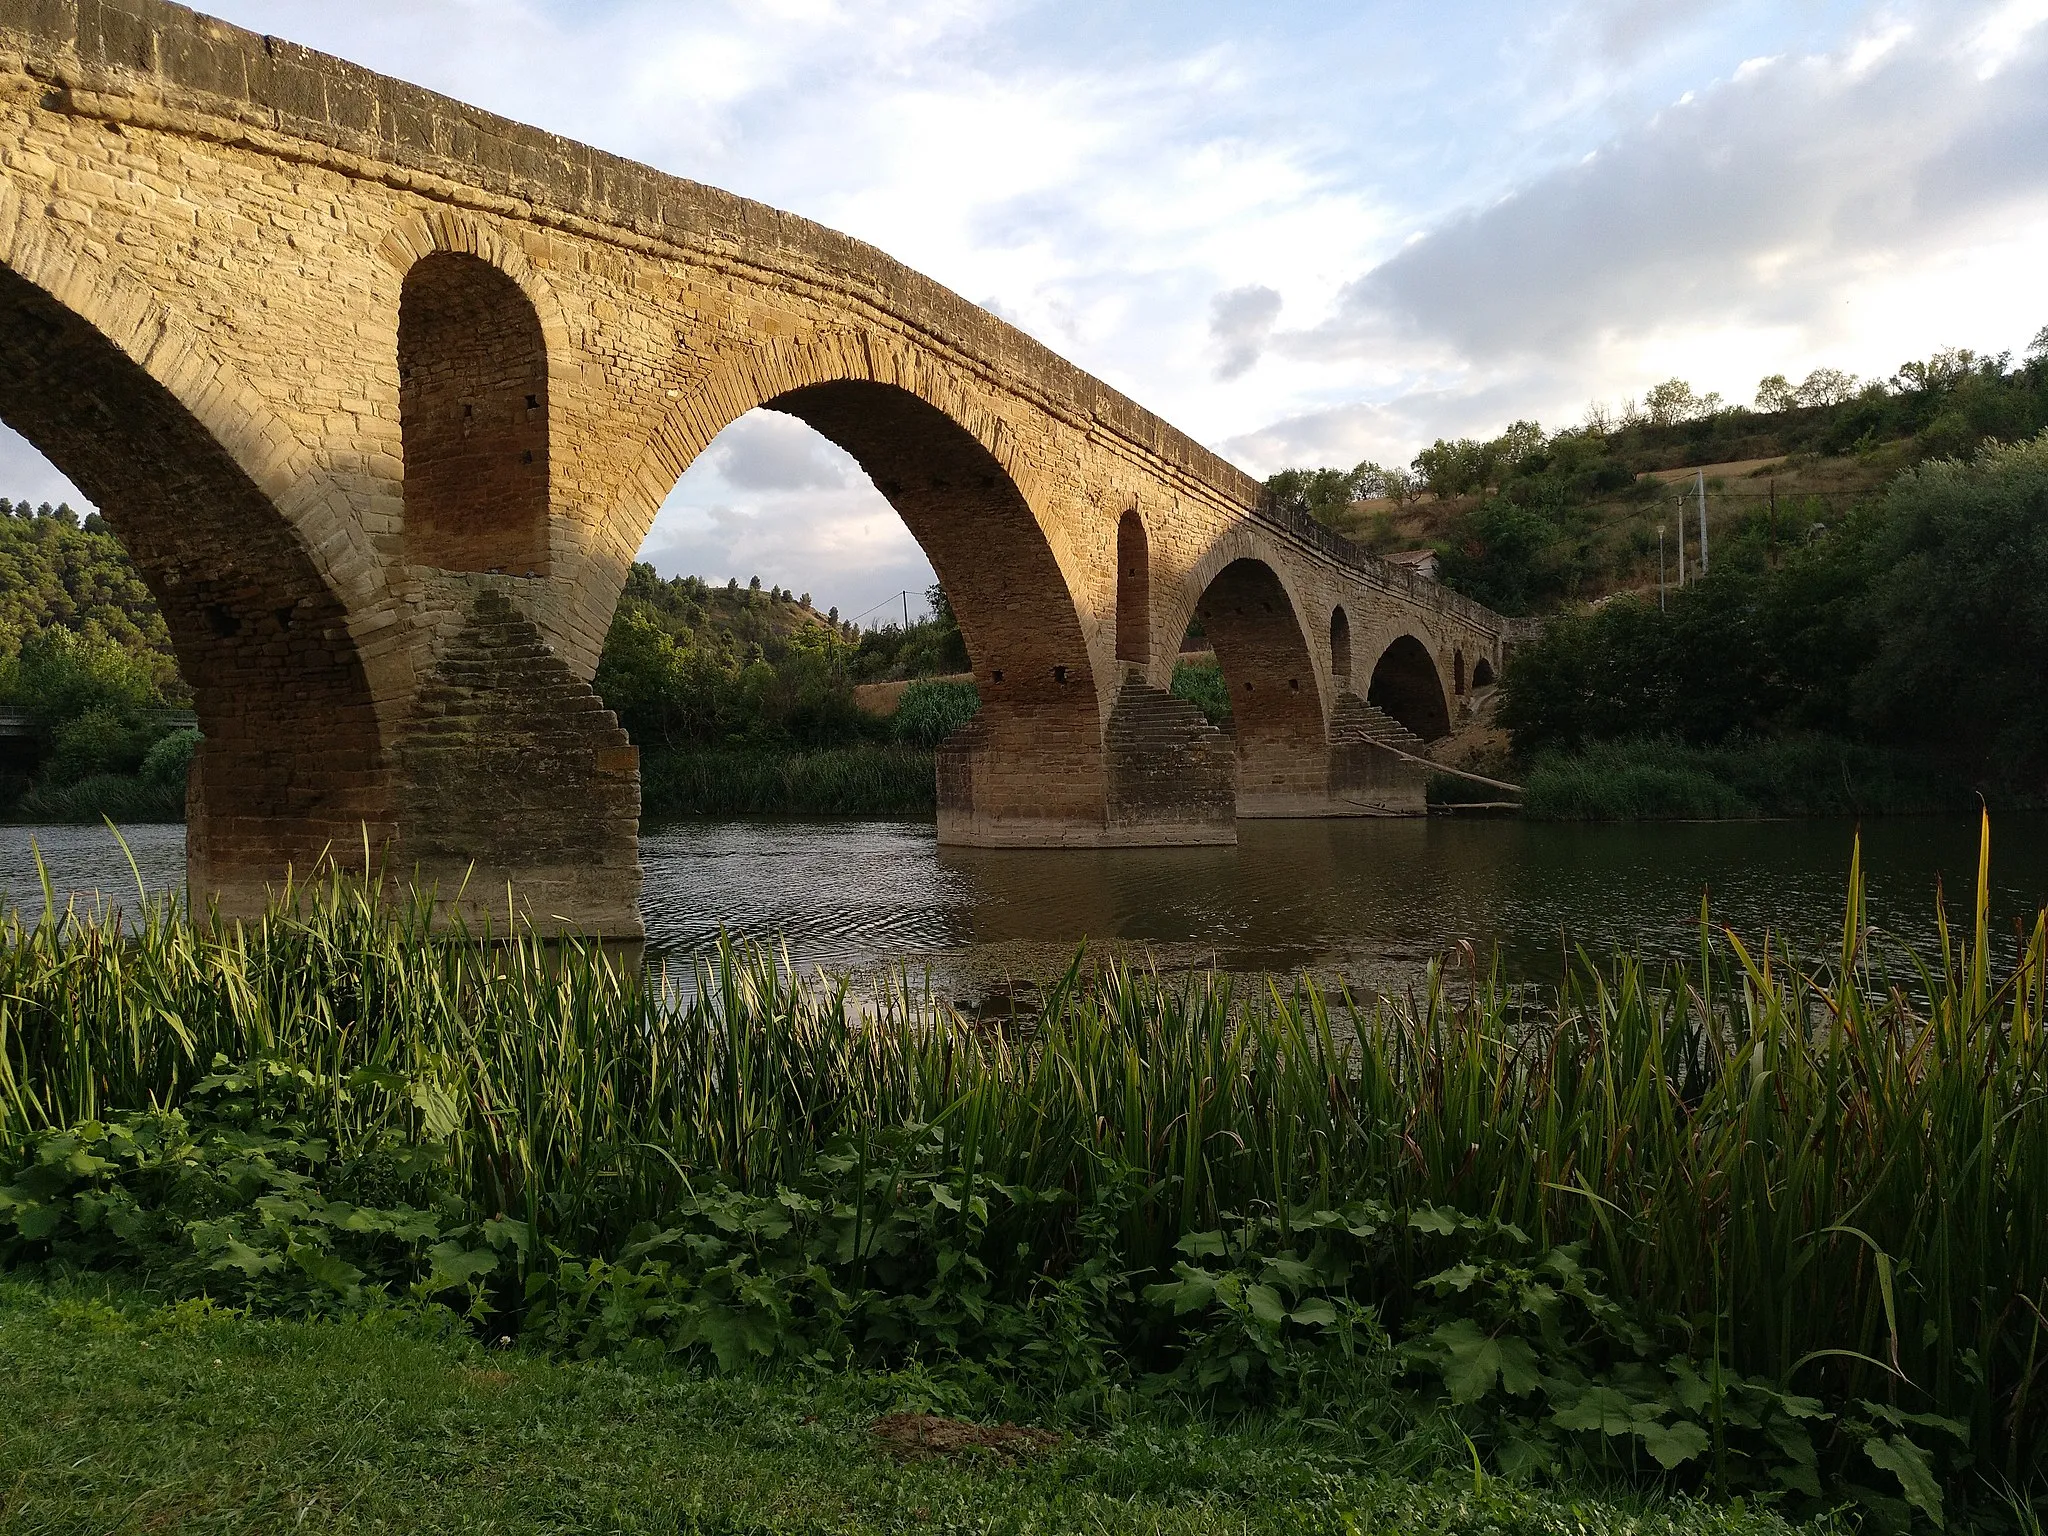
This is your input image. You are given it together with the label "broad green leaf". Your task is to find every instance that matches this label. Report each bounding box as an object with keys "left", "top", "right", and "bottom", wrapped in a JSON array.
[
  {"left": 422, "top": 1241, "right": 500, "bottom": 1293},
  {"left": 1290, "top": 1298, "right": 1338, "bottom": 1328},
  {"left": 1552, "top": 1385, "right": 1638, "bottom": 1436},
  {"left": 1864, "top": 1434, "right": 1944, "bottom": 1528},
  {"left": 1496, "top": 1337, "right": 1542, "bottom": 1397},
  {"left": 1432, "top": 1318, "right": 1516, "bottom": 1404},
  {"left": 1637, "top": 1419, "right": 1710, "bottom": 1469},
  {"left": 1245, "top": 1283, "right": 1287, "bottom": 1326}
]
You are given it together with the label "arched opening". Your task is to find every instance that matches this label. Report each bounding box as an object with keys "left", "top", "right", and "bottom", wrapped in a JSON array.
[
  {"left": 1472, "top": 656, "right": 1496, "bottom": 688},
  {"left": 1193, "top": 558, "right": 1326, "bottom": 814},
  {"left": 0, "top": 264, "right": 388, "bottom": 902},
  {"left": 1330, "top": 606, "right": 1352, "bottom": 685},
  {"left": 399, "top": 253, "right": 550, "bottom": 575},
  {"left": 619, "top": 383, "right": 1102, "bottom": 841},
  {"left": 1116, "top": 508, "right": 1150, "bottom": 665},
  {"left": 1454, "top": 648, "right": 1467, "bottom": 695},
  {"left": 1366, "top": 634, "right": 1451, "bottom": 742}
]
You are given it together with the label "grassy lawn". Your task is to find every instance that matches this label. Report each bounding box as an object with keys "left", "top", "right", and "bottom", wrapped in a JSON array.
[{"left": 0, "top": 1279, "right": 1819, "bottom": 1536}]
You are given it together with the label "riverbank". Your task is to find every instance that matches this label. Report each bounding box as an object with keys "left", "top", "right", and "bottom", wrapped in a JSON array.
[
  {"left": 1514, "top": 736, "right": 1973, "bottom": 820},
  {"left": 2, "top": 848, "right": 2041, "bottom": 1528},
  {"left": 641, "top": 742, "right": 936, "bottom": 818},
  {"left": 0, "top": 1278, "right": 1811, "bottom": 1536}
]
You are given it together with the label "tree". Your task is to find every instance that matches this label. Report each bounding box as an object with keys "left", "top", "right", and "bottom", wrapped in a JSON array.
[
  {"left": 1755, "top": 374, "right": 1796, "bottom": 413},
  {"left": 1893, "top": 347, "right": 1978, "bottom": 395},
  {"left": 1794, "top": 367, "right": 1858, "bottom": 407},
  {"left": 1263, "top": 466, "right": 1366, "bottom": 526},
  {"left": 1643, "top": 378, "right": 1709, "bottom": 427}
]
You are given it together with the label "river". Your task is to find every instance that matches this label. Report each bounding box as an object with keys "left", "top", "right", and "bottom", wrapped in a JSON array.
[{"left": 3, "top": 814, "right": 2045, "bottom": 999}]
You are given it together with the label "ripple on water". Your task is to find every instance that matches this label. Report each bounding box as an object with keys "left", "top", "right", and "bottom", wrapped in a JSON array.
[{"left": 6, "top": 815, "right": 2046, "bottom": 1003}]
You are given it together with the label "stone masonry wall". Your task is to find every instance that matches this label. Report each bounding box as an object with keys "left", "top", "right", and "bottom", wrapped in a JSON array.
[{"left": 0, "top": 0, "right": 1516, "bottom": 931}]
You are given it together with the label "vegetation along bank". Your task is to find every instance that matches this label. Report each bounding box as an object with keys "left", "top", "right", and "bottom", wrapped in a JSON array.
[
  {"left": 2, "top": 827, "right": 2043, "bottom": 1529},
  {"left": 1265, "top": 335, "right": 2048, "bottom": 819}
]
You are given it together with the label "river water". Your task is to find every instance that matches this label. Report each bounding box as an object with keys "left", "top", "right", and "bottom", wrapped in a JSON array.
[{"left": 3, "top": 814, "right": 2045, "bottom": 997}]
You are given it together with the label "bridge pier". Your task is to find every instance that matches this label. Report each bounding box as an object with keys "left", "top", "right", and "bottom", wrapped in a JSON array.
[{"left": 393, "top": 587, "right": 644, "bottom": 938}]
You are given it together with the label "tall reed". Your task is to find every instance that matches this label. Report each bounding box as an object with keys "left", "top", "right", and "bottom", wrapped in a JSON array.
[{"left": 1, "top": 817, "right": 2043, "bottom": 1483}]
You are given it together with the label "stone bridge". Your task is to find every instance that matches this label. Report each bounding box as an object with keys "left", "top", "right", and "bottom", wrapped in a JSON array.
[{"left": 0, "top": 0, "right": 1512, "bottom": 937}]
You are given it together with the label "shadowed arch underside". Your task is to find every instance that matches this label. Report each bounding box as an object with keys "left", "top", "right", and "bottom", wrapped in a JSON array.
[
  {"left": 1195, "top": 559, "right": 1330, "bottom": 817},
  {"left": 766, "top": 381, "right": 1109, "bottom": 843},
  {"left": 0, "top": 265, "right": 388, "bottom": 911},
  {"left": 1368, "top": 635, "right": 1452, "bottom": 742}
]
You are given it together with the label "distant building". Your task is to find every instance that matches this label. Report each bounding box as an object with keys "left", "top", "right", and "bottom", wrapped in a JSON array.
[{"left": 1384, "top": 549, "right": 1440, "bottom": 581}]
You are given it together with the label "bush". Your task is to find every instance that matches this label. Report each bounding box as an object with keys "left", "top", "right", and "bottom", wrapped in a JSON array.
[
  {"left": 1519, "top": 736, "right": 1967, "bottom": 821},
  {"left": 640, "top": 744, "right": 935, "bottom": 819},
  {"left": 140, "top": 727, "right": 199, "bottom": 790},
  {"left": 1170, "top": 657, "right": 1231, "bottom": 726},
  {"left": 1498, "top": 431, "right": 2048, "bottom": 795},
  {"left": 14, "top": 772, "right": 185, "bottom": 824},
  {"left": 890, "top": 679, "right": 980, "bottom": 747}
]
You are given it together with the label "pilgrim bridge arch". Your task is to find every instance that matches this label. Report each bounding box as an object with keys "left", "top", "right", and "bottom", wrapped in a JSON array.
[{"left": 0, "top": 0, "right": 1511, "bottom": 937}]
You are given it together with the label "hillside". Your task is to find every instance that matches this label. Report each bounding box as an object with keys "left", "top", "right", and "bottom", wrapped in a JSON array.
[{"left": 1269, "top": 339, "right": 2048, "bottom": 615}]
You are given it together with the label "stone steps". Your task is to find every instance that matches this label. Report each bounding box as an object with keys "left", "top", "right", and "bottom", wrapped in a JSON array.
[{"left": 1328, "top": 693, "right": 1428, "bottom": 757}]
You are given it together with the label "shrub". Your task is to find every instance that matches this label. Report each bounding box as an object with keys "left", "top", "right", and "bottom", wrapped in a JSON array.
[
  {"left": 1170, "top": 657, "right": 1230, "bottom": 726},
  {"left": 890, "top": 679, "right": 980, "bottom": 747}
]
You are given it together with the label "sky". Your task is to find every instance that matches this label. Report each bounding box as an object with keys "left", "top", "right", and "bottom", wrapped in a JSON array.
[{"left": 5, "top": 0, "right": 2046, "bottom": 622}]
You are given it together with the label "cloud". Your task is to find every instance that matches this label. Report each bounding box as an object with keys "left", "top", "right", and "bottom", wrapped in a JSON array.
[
  {"left": 705, "top": 410, "right": 860, "bottom": 491},
  {"left": 1208, "top": 285, "right": 1282, "bottom": 380},
  {"left": 0, "top": 424, "right": 90, "bottom": 511},
  {"left": 1300, "top": 9, "right": 2048, "bottom": 373},
  {"left": 642, "top": 410, "right": 936, "bottom": 622}
]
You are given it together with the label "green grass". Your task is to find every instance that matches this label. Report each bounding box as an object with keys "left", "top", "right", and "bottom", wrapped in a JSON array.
[
  {"left": 7, "top": 769, "right": 184, "bottom": 823},
  {"left": 0, "top": 1277, "right": 1822, "bottom": 1536},
  {"left": 640, "top": 743, "right": 936, "bottom": 818},
  {"left": 2, "top": 828, "right": 2045, "bottom": 1526},
  {"left": 1520, "top": 736, "right": 1967, "bottom": 820},
  {"left": 1171, "top": 656, "right": 1231, "bottom": 726},
  {"left": 889, "top": 678, "right": 980, "bottom": 747}
]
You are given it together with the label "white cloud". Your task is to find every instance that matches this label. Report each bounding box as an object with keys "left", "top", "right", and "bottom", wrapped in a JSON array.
[
  {"left": 1208, "top": 285, "right": 1283, "bottom": 381},
  {"left": 640, "top": 411, "right": 934, "bottom": 625},
  {"left": 1227, "top": 0, "right": 2048, "bottom": 470}
]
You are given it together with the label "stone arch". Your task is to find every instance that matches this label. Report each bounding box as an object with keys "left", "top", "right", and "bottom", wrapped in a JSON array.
[
  {"left": 1472, "top": 655, "right": 1496, "bottom": 688},
  {"left": 761, "top": 381, "right": 1090, "bottom": 710},
  {"left": 1367, "top": 634, "right": 1452, "bottom": 741},
  {"left": 1330, "top": 605, "right": 1352, "bottom": 685},
  {"left": 0, "top": 252, "right": 389, "bottom": 911},
  {"left": 566, "top": 334, "right": 1080, "bottom": 673},
  {"left": 398, "top": 252, "right": 551, "bottom": 574},
  {"left": 1194, "top": 557, "right": 1328, "bottom": 815},
  {"left": 1116, "top": 507, "right": 1150, "bottom": 665},
  {"left": 593, "top": 347, "right": 1106, "bottom": 841}
]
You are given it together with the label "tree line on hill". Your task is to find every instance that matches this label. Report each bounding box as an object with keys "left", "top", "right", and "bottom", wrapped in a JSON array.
[
  {"left": 0, "top": 501, "right": 194, "bottom": 821},
  {"left": 1266, "top": 332, "right": 2048, "bottom": 617},
  {"left": 1494, "top": 432, "right": 2048, "bottom": 813}
]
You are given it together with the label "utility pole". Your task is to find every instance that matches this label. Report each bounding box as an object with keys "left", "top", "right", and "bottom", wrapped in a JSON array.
[
  {"left": 1676, "top": 499, "right": 1686, "bottom": 588},
  {"left": 1659, "top": 526, "right": 1666, "bottom": 611},
  {"left": 1696, "top": 468, "right": 1709, "bottom": 576},
  {"left": 902, "top": 590, "right": 911, "bottom": 631},
  {"left": 1768, "top": 478, "right": 1778, "bottom": 567}
]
